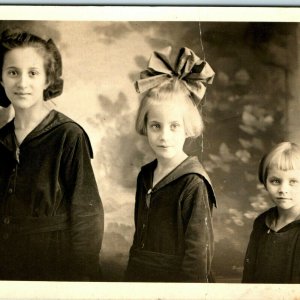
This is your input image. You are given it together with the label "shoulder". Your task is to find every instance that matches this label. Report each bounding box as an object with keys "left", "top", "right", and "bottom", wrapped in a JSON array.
[
  {"left": 178, "top": 157, "right": 217, "bottom": 207},
  {"left": 252, "top": 207, "right": 275, "bottom": 229},
  {"left": 141, "top": 159, "right": 157, "bottom": 171},
  {"left": 255, "top": 207, "right": 274, "bottom": 221},
  {"left": 179, "top": 174, "right": 209, "bottom": 199},
  {"left": 180, "top": 173, "right": 206, "bottom": 188},
  {"left": 51, "top": 111, "right": 94, "bottom": 158},
  {"left": 139, "top": 159, "right": 157, "bottom": 177},
  {"left": 52, "top": 111, "right": 87, "bottom": 135},
  {"left": 0, "top": 119, "right": 13, "bottom": 133}
]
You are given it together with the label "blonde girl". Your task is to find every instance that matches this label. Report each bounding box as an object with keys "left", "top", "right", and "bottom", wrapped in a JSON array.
[
  {"left": 125, "top": 47, "right": 216, "bottom": 282},
  {"left": 243, "top": 142, "right": 300, "bottom": 283}
]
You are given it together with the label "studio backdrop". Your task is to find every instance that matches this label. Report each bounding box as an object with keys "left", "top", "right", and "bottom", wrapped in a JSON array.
[{"left": 0, "top": 20, "right": 298, "bottom": 282}]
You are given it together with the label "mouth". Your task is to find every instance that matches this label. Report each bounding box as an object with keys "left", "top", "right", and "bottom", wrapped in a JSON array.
[
  {"left": 15, "top": 92, "right": 31, "bottom": 96},
  {"left": 157, "top": 145, "right": 171, "bottom": 149}
]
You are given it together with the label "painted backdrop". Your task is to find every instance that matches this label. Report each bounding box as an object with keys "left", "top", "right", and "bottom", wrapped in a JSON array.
[{"left": 0, "top": 21, "right": 293, "bottom": 282}]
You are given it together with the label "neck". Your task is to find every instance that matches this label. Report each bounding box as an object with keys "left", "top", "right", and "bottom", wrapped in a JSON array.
[
  {"left": 156, "top": 152, "right": 188, "bottom": 172},
  {"left": 14, "top": 103, "right": 50, "bottom": 130},
  {"left": 277, "top": 206, "right": 300, "bottom": 223}
]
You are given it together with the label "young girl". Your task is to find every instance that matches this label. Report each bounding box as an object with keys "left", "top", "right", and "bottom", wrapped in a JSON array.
[
  {"left": 243, "top": 142, "right": 300, "bottom": 283},
  {"left": 0, "top": 29, "right": 104, "bottom": 281},
  {"left": 125, "top": 47, "right": 216, "bottom": 282}
]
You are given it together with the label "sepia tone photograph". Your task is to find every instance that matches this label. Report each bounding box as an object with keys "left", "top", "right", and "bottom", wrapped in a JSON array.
[{"left": 0, "top": 5, "right": 300, "bottom": 299}]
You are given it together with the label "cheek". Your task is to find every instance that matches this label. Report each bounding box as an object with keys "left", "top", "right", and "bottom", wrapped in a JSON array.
[
  {"left": 266, "top": 183, "right": 275, "bottom": 194},
  {"left": 292, "top": 185, "right": 300, "bottom": 194},
  {"left": 146, "top": 132, "right": 154, "bottom": 143},
  {"left": 176, "top": 130, "right": 186, "bottom": 142},
  {"left": 1, "top": 78, "right": 10, "bottom": 90}
]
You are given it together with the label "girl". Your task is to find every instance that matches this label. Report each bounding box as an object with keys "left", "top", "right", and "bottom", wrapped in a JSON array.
[
  {"left": 0, "top": 28, "right": 104, "bottom": 281},
  {"left": 125, "top": 47, "right": 216, "bottom": 282},
  {"left": 243, "top": 142, "right": 300, "bottom": 283}
]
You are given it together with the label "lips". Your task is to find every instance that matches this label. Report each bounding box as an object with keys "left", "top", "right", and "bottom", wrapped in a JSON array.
[
  {"left": 157, "top": 145, "right": 171, "bottom": 149},
  {"left": 15, "top": 92, "right": 31, "bottom": 95}
]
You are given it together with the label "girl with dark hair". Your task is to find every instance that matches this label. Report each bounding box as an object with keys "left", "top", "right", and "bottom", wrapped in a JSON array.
[{"left": 0, "top": 29, "right": 104, "bottom": 281}]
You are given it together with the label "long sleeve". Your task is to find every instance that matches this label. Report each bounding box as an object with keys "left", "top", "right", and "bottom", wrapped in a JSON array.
[
  {"left": 62, "top": 130, "right": 104, "bottom": 281},
  {"left": 124, "top": 173, "right": 141, "bottom": 281},
  {"left": 181, "top": 178, "right": 214, "bottom": 282},
  {"left": 242, "top": 220, "right": 259, "bottom": 283}
]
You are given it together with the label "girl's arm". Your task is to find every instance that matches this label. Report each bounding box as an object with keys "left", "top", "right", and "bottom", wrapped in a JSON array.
[
  {"left": 181, "top": 177, "right": 214, "bottom": 282},
  {"left": 242, "top": 219, "right": 260, "bottom": 283},
  {"left": 123, "top": 172, "right": 142, "bottom": 281},
  {"left": 63, "top": 129, "right": 104, "bottom": 281}
]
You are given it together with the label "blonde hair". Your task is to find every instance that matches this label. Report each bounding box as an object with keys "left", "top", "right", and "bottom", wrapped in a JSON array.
[
  {"left": 135, "top": 78, "right": 204, "bottom": 138},
  {"left": 258, "top": 142, "right": 300, "bottom": 186}
]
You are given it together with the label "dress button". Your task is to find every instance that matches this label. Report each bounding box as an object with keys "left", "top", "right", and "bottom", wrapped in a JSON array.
[
  {"left": 12, "top": 168, "right": 16, "bottom": 173},
  {"left": 141, "top": 243, "right": 145, "bottom": 248},
  {"left": 3, "top": 217, "right": 10, "bottom": 225},
  {"left": 8, "top": 188, "right": 13, "bottom": 194},
  {"left": 142, "top": 224, "right": 146, "bottom": 228}
]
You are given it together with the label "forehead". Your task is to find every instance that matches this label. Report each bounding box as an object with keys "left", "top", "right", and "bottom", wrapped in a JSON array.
[
  {"left": 3, "top": 47, "right": 45, "bottom": 68},
  {"left": 147, "top": 100, "right": 185, "bottom": 122},
  {"left": 267, "top": 167, "right": 300, "bottom": 179}
]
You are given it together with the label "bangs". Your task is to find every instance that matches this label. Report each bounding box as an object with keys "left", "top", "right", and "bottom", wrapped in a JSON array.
[{"left": 269, "top": 150, "right": 300, "bottom": 171}]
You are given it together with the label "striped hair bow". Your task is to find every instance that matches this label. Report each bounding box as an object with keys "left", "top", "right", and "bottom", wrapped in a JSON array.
[{"left": 135, "top": 46, "right": 215, "bottom": 105}]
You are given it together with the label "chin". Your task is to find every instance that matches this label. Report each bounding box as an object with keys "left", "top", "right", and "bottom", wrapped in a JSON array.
[
  {"left": 277, "top": 204, "right": 294, "bottom": 210},
  {"left": 156, "top": 153, "right": 176, "bottom": 160}
]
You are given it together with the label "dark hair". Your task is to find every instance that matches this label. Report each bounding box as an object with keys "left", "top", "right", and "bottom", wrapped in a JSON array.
[{"left": 0, "top": 28, "right": 63, "bottom": 107}]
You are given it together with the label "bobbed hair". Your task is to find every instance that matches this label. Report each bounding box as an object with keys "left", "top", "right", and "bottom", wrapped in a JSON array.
[
  {"left": 258, "top": 142, "right": 300, "bottom": 187},
  {"left": 0, "top": 28, "right": 63, "bottom": 107},
  {"left": 135, "top": 77, "right": 204, "bottom": 138}
]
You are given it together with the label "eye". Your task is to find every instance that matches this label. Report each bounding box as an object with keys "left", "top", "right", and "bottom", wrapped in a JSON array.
[
  {"left": 29, "top": 70, "right": 40, "bottom": 77},
  {"left": 290, "top": 179, "right": 298, "bottom": 186},
  {"left": 170, "top": 123, "right": 180, "bottom": 130},
  {"left": 7, "top": 69, "right": 18, "bottom": 77},
  {"left": 149, "top": 123, "right": 160, "bottom": 131},
  {"left": 269, "top": 178, "right": 280, "bottom": 185}
]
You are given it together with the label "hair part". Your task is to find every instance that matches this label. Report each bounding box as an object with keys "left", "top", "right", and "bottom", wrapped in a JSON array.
[
  {"left": 0, "top": 28, "right": 63, "bottom": 107},
  {"left": 135, "top": 77, "right": 204, "bottom": 138},
  {"left": 258, "top": 142, "right": 300, "bottom": 186}
]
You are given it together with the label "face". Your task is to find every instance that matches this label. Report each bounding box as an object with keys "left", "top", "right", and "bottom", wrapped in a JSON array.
[
  {"left": 266, "top": 167, "right": 300, "bottom": 212},
  {"left": 1, "top": 47, "right": 48, "bottom": 110},
  {"left": 146, "top": 100, "right": 186, "bottom": 162}
]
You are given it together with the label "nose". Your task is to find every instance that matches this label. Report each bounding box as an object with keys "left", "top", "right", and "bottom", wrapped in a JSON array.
[
  {"left": 278, "top": 182, "right": 289, "bottom": 195},
  {"left": 159, "top": 127, "right": 170, "bottom": 140},
  {"left": 17, "top": 74, "right": 29, "bottom": 89}
]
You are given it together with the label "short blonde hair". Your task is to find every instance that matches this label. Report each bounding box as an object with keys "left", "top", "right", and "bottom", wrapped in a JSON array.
[
  {"left": 258, "top": 142, "right": 300, "bottom": 187},
  {"left": 135, "top": 78, "right": 204, "bottom": 138}
]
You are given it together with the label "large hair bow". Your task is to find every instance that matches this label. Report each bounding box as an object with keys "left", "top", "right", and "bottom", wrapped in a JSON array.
[{"left": 135, "top": 46, "right": 215, "bottom": 105}]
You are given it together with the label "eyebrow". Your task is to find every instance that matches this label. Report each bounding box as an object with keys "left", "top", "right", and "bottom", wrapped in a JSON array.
[
  {"left": 4, "top": 66, "right": 41, "bottom": 69},
  {"left": 148, "top": 119, "right": 181, "bottom": 123}
]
